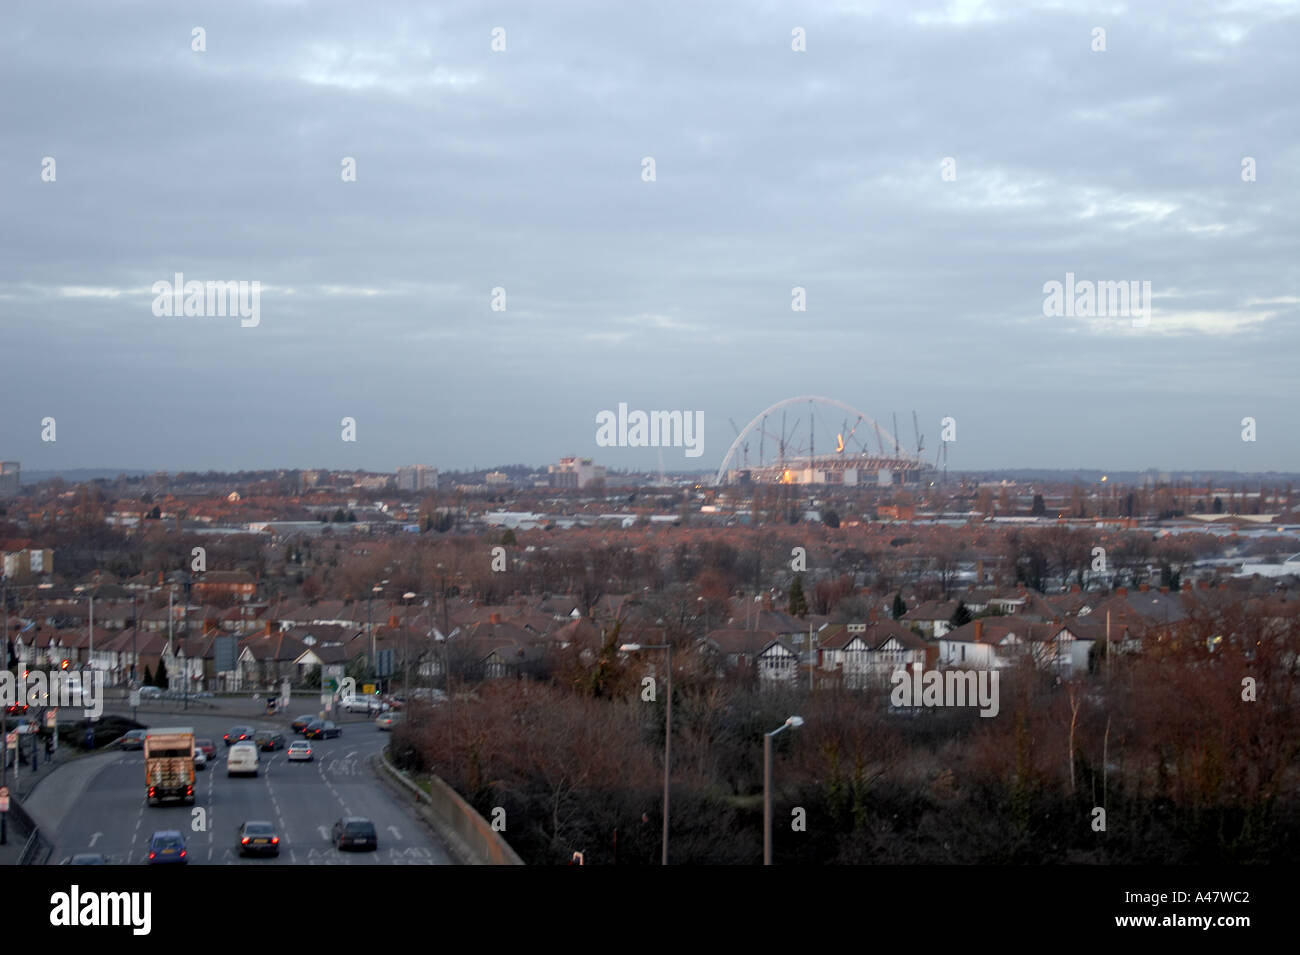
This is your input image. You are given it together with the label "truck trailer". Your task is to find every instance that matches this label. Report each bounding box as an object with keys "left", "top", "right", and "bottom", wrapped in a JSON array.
[{"left": 144, "top": 727, "right": 196, "bottom": 806}]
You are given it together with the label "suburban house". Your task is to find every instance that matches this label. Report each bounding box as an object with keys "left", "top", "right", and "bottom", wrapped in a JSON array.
[{"left": 818, "top": 620, "right": 933, "bottom": 688}]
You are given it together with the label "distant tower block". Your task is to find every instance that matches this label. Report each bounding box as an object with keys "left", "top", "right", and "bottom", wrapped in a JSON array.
[{"left": 0, "top": 462, "right": 19, "bottom": 496}]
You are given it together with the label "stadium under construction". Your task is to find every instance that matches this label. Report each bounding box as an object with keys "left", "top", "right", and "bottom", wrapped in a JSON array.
[{"left": 714, "top": 396, "right": 944, "bottom": 487}]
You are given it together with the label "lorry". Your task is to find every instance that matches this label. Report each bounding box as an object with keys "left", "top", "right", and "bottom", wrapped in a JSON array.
[{"left": 144, "top": 727, "right": 196, "bottom": 806}]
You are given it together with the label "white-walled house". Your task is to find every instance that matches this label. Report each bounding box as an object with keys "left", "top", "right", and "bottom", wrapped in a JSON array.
[{"left": 818, "top": 621, "right": 931, "bottom": 688}]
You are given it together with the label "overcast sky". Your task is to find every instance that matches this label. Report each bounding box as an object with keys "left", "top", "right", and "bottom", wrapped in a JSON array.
[{"left": 2, "top": 0, "right": 1298, "bottom": 476}]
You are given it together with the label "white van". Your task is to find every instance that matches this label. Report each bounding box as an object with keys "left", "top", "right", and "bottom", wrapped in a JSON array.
[{"left": 227, "top": 742, "right": 259, "bottom": 777}]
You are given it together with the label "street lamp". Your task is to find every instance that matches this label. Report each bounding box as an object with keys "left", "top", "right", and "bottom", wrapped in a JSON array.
[
  {"left": 402, "top": 592, "right": 416, "bottom": 697},
  {"left": 620, "top": 642, "right": 672, "bottom": 865},
  {"left": 369, "top": 584, "right": 382, "bottom": 684},
  {"left": 764, "top": 715, "right": 804, "bottom": 865}
]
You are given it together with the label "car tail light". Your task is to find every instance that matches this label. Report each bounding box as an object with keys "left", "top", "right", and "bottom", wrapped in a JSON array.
[
  {"left": 241, "top": 837, "right": 250, "bottom": 844},
  {"left": 186, "top": 785, "right": 194, "bottom": 795},
  {"left": 149, "top": 851, "right": 156, "bottom": 859},
  {"left": 148, "top": 787, "right": 156, "bottom": 797},
  {"left": 271, "top": 837, "right": 279, "bottom": 844},
  {"left": 179, "top": 850, "right": 186, "bottom": 858}
]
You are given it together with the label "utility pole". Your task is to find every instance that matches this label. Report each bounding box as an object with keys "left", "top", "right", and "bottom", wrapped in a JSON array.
[
  {"left": 88, "top": 593, "right": 94, "bottom": 677},
  {"left": 2, "top": 576, "right": 9, "bottom": 843}
]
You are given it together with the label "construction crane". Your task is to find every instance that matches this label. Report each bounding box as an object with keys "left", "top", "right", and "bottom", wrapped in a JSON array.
[
  {"left": 912, "top": 410, "right": 925, "bottom": 457},
  {"left": 892, "top": 413, "right": 901, "bottom": 457},
  {"left": 729, "top": 417, "right": 750, "bottom": 468}
]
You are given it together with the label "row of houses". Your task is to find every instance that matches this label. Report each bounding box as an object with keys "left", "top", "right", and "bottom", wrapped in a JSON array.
[{"left": 6, "top": 576, "right": 1295, "bottom": 691}]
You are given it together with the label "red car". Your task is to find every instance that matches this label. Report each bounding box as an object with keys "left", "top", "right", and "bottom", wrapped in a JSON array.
[{"left": 195, "top": 739, "right": 217, "bottom": 762}]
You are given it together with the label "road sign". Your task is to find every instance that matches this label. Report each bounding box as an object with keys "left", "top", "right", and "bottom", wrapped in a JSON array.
[
  {"left": 44, "top": 708, "right": 57, "bottom": 729},
  {"left": 4, "top": 732, "right": 15, "bottom": 751},
  {"left": 214, "top": 635, "right": 237, "bottom": 673},
  {"left": 129, "top": 689, "right": 140, "bottom": 707},
  {"left": 362, "top": 683, "right": 375, "bottom": 695},
  {"left": 0, "top": 786, "right": 9, "bottom": 813},
  {"left": 376, "top": 649, "right": 394, "bottom": 678}
]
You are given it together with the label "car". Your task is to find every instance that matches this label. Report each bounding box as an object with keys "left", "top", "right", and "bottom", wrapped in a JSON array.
[
  {"left": 147, "top": 830, "right": 188, "bottom": 865},
  {"left": 60, "top": 853, "right": 111, "bottom": 865},
  {"left": 375, "top": 713, "right": 400, "bottom": 731},
  {"left": 331, "top": 817, "right": 377, "bottom": 851},
  {"left": 304, "top": 720, "right": 341, "bottom": 740},
  {"left": 340, "top": 695, "right": 386, "bottom": 714},
  {"left": 286, "top": 741, "right": 313, "bottom": 762},
  {"left": 237, "top": 821, "right": 280, "bottom": 857},
  {"left": 118, "top": 729, "right": 147, "bottom": 750},
  {"left": 195, "top": 739, "right": 217, "bottom": 762},
  {"left": 290, "top": 715, "right": 317, "bottom": 734},
  {"left": 193, "top": 750, "right": 207, "bottom": 770},
  {"left": 226, "top": 742, "right": 259, "bottom": 777},
  {"left": 254, "top": 730, "right": 285, "bottom": 752},
  {"left": 138, "top": 686, "right": 164, "bottom": 699},
  {"left": 223, "top": 726, "right": 255, "bottom": 746}
]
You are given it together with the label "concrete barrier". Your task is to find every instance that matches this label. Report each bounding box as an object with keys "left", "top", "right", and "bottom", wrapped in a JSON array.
[{"left": 375, "top": 751, "right": 523, "bottom": 866}]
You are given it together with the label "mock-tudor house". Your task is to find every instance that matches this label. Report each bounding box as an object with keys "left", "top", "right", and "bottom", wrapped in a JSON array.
[
  {"left": 818, "top": 619, "right": 934, "bottom": 688},
  {"left": 938, "top": 618, "right": 1094, "bottom": 674},
  {"left": 233, "top": 624, "right": 355, "bottom": 689},
  {"left": 1041, "top": 617, "right": 1106, "bottom": 675},
  {"left": 482, "top": 639, "right": 546, "bottom": 679},
  {"left": 756, "top": 638, "right": 800, "bottom": 685},
  {"left": 699, "top": 629, "right": 779, "bottom": 672},
  {"left": 697, "top": 628, "right": 799, "bottom": 685},
  {"left": 454, "top": 616, "right": 539, "bottom": 680},
  {"left": 900, "top": 599, "right": 964, "bottom": 638}
]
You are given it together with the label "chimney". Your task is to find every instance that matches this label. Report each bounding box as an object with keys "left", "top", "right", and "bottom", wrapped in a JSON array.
[
  {"left": 974, "top": 619, "right": 983, "bottom": 643},
  {"left": 489, "top": 612, "right": 501, "bottom": 625},
  {"left": 264, "top": 621, "right": 274, "bottom": 637},
  {"left": 868, "top": 607, "right": 879, "bottom": 624},
  {"left": 1070, "top": 584, "right": 1081, "bottom": 593},
  {"left": 1159, "top": 585, "right": 1168, "bottom": 593},
  {"left": 387, "top": 615, "right": 399, "bottom": 629},
  {"left": 1139, "top": 583, "right": 1149, "bottom": 592},
  {"left": 1198, "top": 579, "right": 1210, "bottom": 590},
  {"left": 203, "top": 618, "right": 218, "bottom": 636},
  {"left": 762, "top": 592, "right": 773, "bottom": 612}
]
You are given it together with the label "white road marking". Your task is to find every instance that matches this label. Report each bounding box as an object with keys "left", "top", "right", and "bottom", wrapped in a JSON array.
[
  {"left": 89, "top": 831, "right": 102, "bottom": 847},
  {"left": 388, "top": 825, "right": 402, "bottom": 839}
]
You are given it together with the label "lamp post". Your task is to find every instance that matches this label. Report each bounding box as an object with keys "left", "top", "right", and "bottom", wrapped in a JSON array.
[
  {"left": 369, "top": 584, "right": 382, "bottom": 677},
  {"left": 619, "top": 642, "right": 672, "bottom": 865},
  {"left": 402, "top": 592, "right": 416, "bottom": 698},
  {"left": 764, "top": 715, "right": 804, "bottom": 865},
  {"left": 2, "top": 576, "right": 9, "bottom": 843}
]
